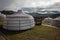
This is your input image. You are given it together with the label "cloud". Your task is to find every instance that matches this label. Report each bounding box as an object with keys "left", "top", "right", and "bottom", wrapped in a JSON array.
[
  {"left": 4, "top": 0, "right": 25, "bottom": 11},
  {"left": 0, "top": 0, "right": 60, "bottom": 11},
  {"left": 24, "top": 0, "right": 60, "bottom": 7},
  {"left": 0, "top": 0, "right": 14, "bottom": 10}
]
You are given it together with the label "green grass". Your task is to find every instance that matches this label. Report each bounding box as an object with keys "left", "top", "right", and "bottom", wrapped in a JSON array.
[
  {"left": 42, "top": 20, "right": 51, "bottom": 25},
  {"left": 4, "top": 25, "right": 60, "bottom": 40}
]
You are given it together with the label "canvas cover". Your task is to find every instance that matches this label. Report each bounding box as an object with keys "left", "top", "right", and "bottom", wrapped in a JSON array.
[
  {"left": 44, "top": 17, "right": 52, "bottom": 23},
  {"left": 3, "top": 11, "right": 35, "bottom": 30}
]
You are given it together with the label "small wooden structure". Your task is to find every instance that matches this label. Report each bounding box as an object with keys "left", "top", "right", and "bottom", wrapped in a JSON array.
[{"left": 34, "top": 16, "right": 43, "bottom": 25}]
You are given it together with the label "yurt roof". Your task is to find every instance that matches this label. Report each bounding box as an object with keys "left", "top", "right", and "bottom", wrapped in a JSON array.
[
  {"left": 6, "top": 10, "right": 33, "bottom": 19},
  {"left": 10, "top": 10, "right": 32, "bottom": 17},
  {"left": 0, "top": 13, "right": 6, "bottom": 16},
  {"left": 45, "top": 17, "right": 52, "bottom": 19},
  {"left": 44, "top": 17, "right": 53, "bottom": 21},
  {"left": 54, "top": 16, "right": 60, "bottom": 20}
]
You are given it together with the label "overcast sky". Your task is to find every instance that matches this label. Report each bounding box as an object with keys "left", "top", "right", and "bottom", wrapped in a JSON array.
[{"left": 0, "top": 0, "right": 60, "bottom": 11}]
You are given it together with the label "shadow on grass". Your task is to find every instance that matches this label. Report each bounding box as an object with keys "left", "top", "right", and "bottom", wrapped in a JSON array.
[{"left": 0, "top": 26, "right": 32, "bottom": 35}]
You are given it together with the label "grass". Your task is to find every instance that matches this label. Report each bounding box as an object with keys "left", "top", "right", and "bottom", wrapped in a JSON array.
[
  {"left": 0, "top": 21, "right": 60, "bottom": 40},
  {"left": 1, "top": 25, "right": 60, "bottom": 40},
  {"left": 42, "top": 20, "right": 51, "bottom": 25}
]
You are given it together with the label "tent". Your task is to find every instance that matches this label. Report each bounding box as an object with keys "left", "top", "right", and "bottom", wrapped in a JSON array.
[
  {"left": 0, "top": 13, "right": 6, "bottom": 21},
  {"left": 3, "top": 10, "right": 35, "bottom": 30},
  {"left": 0, "top": 13, "right": 6, "bottom": 26},
  {"left": 44, "top": 17, "right": 52, "bottom": 23},
  {"left": 51, "top": 17, "right": 60, "bottom": 27}
]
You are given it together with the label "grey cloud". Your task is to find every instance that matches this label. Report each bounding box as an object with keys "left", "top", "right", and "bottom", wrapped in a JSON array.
[{"left": 0, "top": 0, "right": 60, "bottom": 11}]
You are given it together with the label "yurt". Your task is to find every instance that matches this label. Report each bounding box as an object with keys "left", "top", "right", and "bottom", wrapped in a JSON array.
[
  {"left": 0, "top": 13, "right": 6, "bottom": 21},
  {"left": 51, "top": 17, "right": 60, "bottom": 27},
  {"left": 3, "top": 10, "right": 35, "bottom": 30},
  {"left": 44, "top": 17, "right": 52, "bottom": 23},
  {"left": 0, "top": 13, "right": 6, "bottom": 26}
]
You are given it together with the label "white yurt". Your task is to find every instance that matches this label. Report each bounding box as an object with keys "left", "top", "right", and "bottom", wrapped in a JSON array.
[
  {"left": 0, "top": 13, "right": 6, "bottom": 21},
  {"left": 44, "top": 17, "right": 52, "bottom": 23},
  {"left": 0, "top": 13, "right": 6, "bottom": 26},
  {"left": 3, "top": 10, "right": 35, "bottom": 30},
  {"left": 51, "top": 17, "right": 60, "bottom": 27}
]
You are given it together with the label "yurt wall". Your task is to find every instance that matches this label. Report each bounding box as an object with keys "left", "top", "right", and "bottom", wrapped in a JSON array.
[
  {"left": 3, "top": 10, "right": 35, "bottom": 30},
  {"left": 51, "top": 17, "right": 60, "bottom": 27},
  {"left": 34, "top": 16, "right": 42, "bottom": 25},
  {"left": 0, "top": 13, "right": 6, "bottom": 21},
  {"left": 0, "top": 13, "right": 6, "bottom": 26}
]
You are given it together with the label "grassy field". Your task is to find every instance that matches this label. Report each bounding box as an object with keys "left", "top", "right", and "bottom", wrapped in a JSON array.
[
  {"left": 42, "top": 20, "right": 51, "bottom": 25},
  {"left": 0, "top": 25, "right": 60, "bottom": 40},
  {"left": 0, "top": 21, "right": 60, "bottom": 40}
]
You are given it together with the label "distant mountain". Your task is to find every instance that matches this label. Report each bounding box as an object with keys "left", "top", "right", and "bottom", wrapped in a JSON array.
[
  {"left": 26, "top": 12, "right": 60, "bottom": 18},
  {"left": 21, "top": 8, "right": 43, "bottom": 13}
]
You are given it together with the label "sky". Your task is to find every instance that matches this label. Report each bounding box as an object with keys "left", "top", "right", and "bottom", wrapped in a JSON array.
[{"left": 0, "top": 0, "right": 60, "bottom": 11}]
